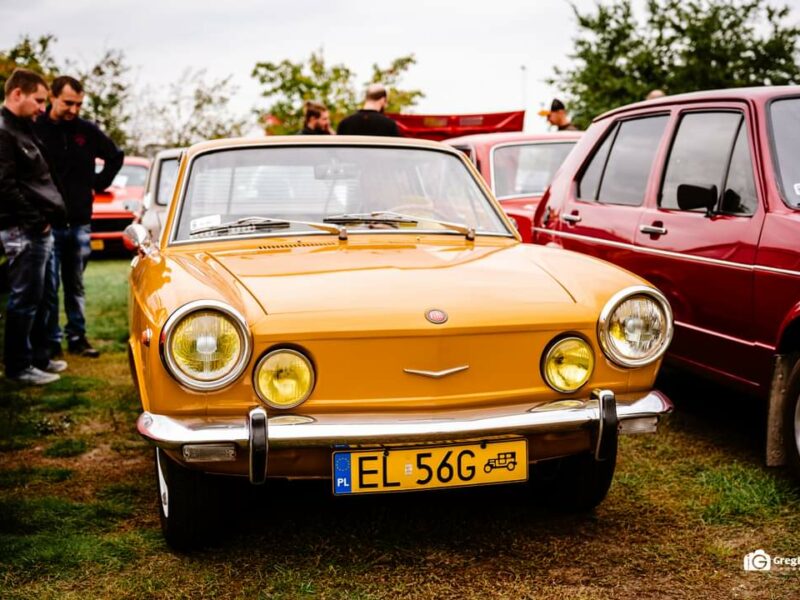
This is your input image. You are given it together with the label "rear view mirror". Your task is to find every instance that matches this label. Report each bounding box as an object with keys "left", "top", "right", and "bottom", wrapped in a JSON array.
[
  {"left": 677, "top": 184, "right": 717, "bottom": 215},
  {"left": 314, "top": 162, "right": 360, "bottom": 180}
]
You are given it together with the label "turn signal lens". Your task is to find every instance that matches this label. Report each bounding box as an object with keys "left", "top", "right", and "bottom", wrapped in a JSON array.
[
  {"left": 170, "top": 310, "right": 243, "bottom": 381},
  {"left": 254, "top": 350, "right": 315, "bottom": 409},
  {"left": 543, "top": 337, "right": 594, "bottom": 393}
]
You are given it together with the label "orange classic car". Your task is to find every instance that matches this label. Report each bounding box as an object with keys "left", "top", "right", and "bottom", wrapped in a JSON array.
[{"left": 125, "top": 136, "right": 674, "bottom": 550}]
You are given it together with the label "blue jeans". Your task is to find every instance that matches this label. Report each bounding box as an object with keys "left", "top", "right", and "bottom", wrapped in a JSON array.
[
  {"left": 46, "top": 225, "right": 92, "bottom": 344},
  {"left": 0, "top": 227, "right": 55, "bottom": 375}
]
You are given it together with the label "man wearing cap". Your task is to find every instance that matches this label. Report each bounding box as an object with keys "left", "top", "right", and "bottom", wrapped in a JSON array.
[
  {"left": 539, "top": 99, "right": 579, "bottom": 131},
  {"left": 337, "top": 84, "right": 399, "bottom": 137}
]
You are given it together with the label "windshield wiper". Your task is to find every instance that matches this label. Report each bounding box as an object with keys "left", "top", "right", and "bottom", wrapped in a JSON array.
[
  {"left": 190, "top": 216, "right": 347, "bottom": 240},
  {"left": 324, "top": 211, "right": 475, "bottom": 240}
]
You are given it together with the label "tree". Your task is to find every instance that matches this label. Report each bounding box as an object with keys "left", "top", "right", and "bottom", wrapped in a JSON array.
[
  {"left": 133, "top": 68, "right": 250, "bottom": 154},
  {"left": 252, "top": 50, "right": 423, "bottom": 135},
  {"left": 552, "top": 0, "right": 800, "bottom": 128},
  {"left": 73, "top": 49, "right": 133, "bottom": 151},
  {"left": 0, "top": 34, "right": 59, "bottom": 101}
]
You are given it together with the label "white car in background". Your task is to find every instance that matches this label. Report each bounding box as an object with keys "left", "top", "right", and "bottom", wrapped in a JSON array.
[{"left": 138, "top": 148, "right": 182, "bottom": 242}]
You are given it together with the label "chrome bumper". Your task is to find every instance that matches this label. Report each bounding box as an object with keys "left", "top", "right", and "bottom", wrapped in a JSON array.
[{"left": 138, "top": 389, "right": 672, "bottom": 483}]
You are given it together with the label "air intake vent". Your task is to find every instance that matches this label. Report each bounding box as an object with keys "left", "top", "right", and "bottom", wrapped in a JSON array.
[{"left": 258, "top": 240, "right": 338, "bottom": 251}]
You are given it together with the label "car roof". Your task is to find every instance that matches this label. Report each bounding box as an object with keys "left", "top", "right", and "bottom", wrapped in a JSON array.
[
  {"left": 154, "top": 148, "right": 184, "bottom": 160},
  {"left": 124, "top": 156, "right": 151, "bottom": 167},
  {"left": 444, "top": 131, "right": 582, "bottom": 146},
  {"left": 184, "top": 135, "right": 464, "bottom": 160},
  {"left": 596, "top": 85, "right": 800, "bottom": 122}
]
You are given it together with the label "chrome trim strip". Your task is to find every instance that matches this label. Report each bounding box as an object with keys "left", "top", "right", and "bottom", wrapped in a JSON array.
[
  {"left": 534, "top": 226, "right": 800, "bottom": 277},
  {"left": 403, "top": 365, "right": 470, "bottom": 378},
  {"left": 136, "top": 389, "right": 672, "bottom": 449}
]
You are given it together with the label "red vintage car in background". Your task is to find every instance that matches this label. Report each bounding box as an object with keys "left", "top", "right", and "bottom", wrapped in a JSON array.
[
  {"left": 92, "top": 156, "right": 150, "bottom": 252},
  {"left": 533, "top": 87, "right": 800, "bottom": 472},
  {"left": 445, "top": 132, "right": 580, "bottom": 242}
]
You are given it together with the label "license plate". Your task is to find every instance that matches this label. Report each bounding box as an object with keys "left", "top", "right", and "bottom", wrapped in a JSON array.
[
  {"left": 90, "top": 239, "right": 104, "bottom": 251},
  {"left": 332, "top": 439, "right": 527, "bottom": 495}
]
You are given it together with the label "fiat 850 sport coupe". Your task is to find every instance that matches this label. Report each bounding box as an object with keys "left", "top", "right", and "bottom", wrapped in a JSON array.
[{"left": 126, "top": 136, "right": 674, "bottom": 550}]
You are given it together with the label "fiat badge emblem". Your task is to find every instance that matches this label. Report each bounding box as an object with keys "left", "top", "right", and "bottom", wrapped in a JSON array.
[{"left": 426, "top": 309, "right": 448, "bottom": 324}]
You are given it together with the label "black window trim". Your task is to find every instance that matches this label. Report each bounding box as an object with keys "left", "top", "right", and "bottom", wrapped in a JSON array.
[
  {"left": 576, "top": 112, "right": 671, "bottom": 206},
  {"left": 766, "top": 93, "right": 800, "bottom": 211},
  {"left": 657, "top": 107, "right": 757, "bottom": 218}
]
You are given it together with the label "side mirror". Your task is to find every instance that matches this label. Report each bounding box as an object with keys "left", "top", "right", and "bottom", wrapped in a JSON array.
[
  {"left": 124, "top": 223, "right": 152, "bottom": 255},
  {"left": 677, "top": 184, "right": 717, "bottom": 215}
]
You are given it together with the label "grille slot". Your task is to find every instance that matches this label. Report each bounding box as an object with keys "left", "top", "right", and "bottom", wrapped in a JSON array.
[{"left": 258, "top": 240, "right": 338, "bottom": 251}]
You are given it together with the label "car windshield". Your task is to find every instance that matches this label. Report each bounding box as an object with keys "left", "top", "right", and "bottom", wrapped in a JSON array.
[
  {"left": 107, "top": 164, "right": 148, "bottom": 188},
  {"left": 770, "top": 97, "right": 800, "bottom": 209},
  {"left": 173, "top": 145, "right": 510, "bottom": 241},
  {"left": 155, "top": 158, "right": 180, "bottom": 206},
  {"left": 492, "top": 142, "right": 575, "bottom": 198}
]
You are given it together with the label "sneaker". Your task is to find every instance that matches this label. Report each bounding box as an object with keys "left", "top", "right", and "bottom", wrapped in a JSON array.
[
  {"left": 49, "top": 342, "right": 64, "bottom": 360},
  {"left": 42, "top": 359, "right": 68, "bottom": 373},
  {"left": 8, "top": 366, "right": 60, "bottom": 385},
  {"left": 68, "top": 336, "right": 100, "bottom": 358}
]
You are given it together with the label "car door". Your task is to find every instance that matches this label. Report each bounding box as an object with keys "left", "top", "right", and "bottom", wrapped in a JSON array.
[
  {"left": 549, "top": 114, "right": 669, "bottom": 268},
  {"left": 633, "top": 106, "right": 765, "bottom": 387}
]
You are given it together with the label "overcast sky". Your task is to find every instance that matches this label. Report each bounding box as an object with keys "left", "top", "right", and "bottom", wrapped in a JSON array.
[{"left": 2, "top": 0, "right": 800, "bottom": 134}]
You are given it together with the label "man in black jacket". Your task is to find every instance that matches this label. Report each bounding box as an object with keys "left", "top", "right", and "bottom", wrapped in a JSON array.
[
  {"left": 337, "top": 84, "right": 400, "bottom": 137},
  {"left": 34, "top": 75, "right": 123, "bottom": 358},
  {"left": 0, "top": 69, "right": 68, "bottom": 385}
]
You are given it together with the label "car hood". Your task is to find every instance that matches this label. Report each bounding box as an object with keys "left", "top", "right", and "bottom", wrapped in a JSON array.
[{"left": 198, "top": 237, "right": 597, "bottom": 330}]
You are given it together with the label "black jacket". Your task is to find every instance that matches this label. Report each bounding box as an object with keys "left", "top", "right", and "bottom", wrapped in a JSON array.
[
  {"left": 337, "top": 110, "right": 400, "bottom": 137},
  {"left": 34, "top": 112, "right": 123, "bottom": 226},
  {"left": 0, "top": 107, "right": 66, "bottom": 232}
]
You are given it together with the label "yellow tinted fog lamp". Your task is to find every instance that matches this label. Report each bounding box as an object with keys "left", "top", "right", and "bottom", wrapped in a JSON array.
[
  {"left": 254, "top": 349, "right": 315, "bottom": 409},
  {"left": 543, "top": 336, "right": 594, "bottom": 393}
]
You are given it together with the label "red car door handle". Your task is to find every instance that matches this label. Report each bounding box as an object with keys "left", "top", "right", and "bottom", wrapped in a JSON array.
[
  {"left": 561, "top": 212, "right": 581, "bottom": 224},
  {"left": 640, "top": 223, "right": 668, "bottom": 235}
]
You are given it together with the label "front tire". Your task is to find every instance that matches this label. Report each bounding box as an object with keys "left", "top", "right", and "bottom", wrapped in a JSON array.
[
  {"left": 781, "top": 357, "right": 800, "bottom": 477},
  {"left": 155, "top": 449, "right": 222, "bottom": 551},
  {"left": 531, "top": 445, "right": 617, "bottom": 512}
]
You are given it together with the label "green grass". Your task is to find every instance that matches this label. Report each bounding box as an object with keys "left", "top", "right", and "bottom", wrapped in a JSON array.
[
  {"left": 43, "top": 438, "right": 89, "bottom": 458},
  {"left": 2, "top": 259, "right": 800, "bottom": 598}
]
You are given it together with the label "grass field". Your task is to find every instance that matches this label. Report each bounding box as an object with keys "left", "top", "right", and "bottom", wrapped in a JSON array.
[{"left": 1, "top": 259, "right": 800, "bottom": 599}]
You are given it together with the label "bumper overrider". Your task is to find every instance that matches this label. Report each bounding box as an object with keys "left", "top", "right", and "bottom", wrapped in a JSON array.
[{"left": 138, "top": 389, "right": 672, "bottom": 484}]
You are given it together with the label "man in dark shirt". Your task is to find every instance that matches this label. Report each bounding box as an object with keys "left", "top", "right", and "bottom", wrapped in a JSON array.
[
  {"left": 0, "top": 69, "right": 68, "bottom": 384},
  {"left": 34, "top": 75, "right": 123, "bottom": 358},
  {"left": 299, "top": 101, "right": 333, "bottom": 135},
  {"left": 538, "top": 98, "right": 579, "bottom": 131},
  {"left": 337, "top": 84, "right": 400, "bottom": 137}
]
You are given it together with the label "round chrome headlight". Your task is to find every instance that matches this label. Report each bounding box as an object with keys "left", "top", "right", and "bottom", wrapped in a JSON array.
[
  {"left": 542, "top": 336, "right": 595, "bottom": 393},
  {"left": 598, "top": 286, "right": 673, "bottom": 367},
  {"left": 254, "top": 349, "right": 315, "bottom": 409},
  {"left": 161, "top": 300, "right": 251, "bottom": 390}
]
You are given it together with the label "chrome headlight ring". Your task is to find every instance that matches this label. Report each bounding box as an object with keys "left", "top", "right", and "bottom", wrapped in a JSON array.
[
  {"left": 597, "top": 286, "right": 674, "bottom": 368},
  {"left": 160, "top": 299, "right": 252, "bottom": 391}
]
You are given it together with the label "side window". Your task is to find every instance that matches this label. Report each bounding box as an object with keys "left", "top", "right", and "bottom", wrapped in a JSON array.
[
  {"left": 720, "top": 124, "right": 758, "bottom": 215},
  {"left": 578, "top": 116, "right": 668, "bottom": 206},
  {"left": 660, "top": 112, "right": 752, "bottom": 214},
  {"left": 578, "top": 124, "right": 616, "bottom": 200}
]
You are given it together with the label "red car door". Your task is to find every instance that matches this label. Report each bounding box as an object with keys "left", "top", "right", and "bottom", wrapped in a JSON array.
[
  {"left": 542, "top": 114, "right": 670, "bottom": 269},
  {"left": 633, "top": 106, "right": 765, "bottom": 388}
]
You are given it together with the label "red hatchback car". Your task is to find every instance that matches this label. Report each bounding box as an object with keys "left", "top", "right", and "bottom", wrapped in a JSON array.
[
  {"left": 446, "top": 132, "right": 580, "bottom": 242},
  {"left": 533, "top": 87, "right": 800, "bottom": 471},
  {"left": 92, "top": 156, "right": 150, "bottom": 251}
]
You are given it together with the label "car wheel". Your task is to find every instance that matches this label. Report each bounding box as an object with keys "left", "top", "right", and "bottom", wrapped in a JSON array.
[
  {"left": 155, "top": 448, "right": 222, "bottom": 551},
  {"left": 781, "top": 356, "right": 800, "bottom": 476},
  {"left": 531, "top": 446, "right": 617, "bottom": 512}
]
